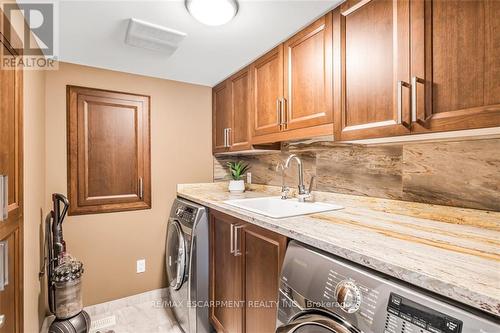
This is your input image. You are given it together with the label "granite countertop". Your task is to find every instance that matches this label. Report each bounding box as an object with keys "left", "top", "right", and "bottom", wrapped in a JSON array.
[{"left": 177, "top": 182, "right": 500, "bottom": 317}]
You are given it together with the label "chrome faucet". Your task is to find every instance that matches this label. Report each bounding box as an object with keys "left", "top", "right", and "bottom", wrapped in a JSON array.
[
  {"left": 276, "top": 162, "right": 290, "bottom": 200},
  {"left": 283, "top": 154, "right": 315, "bottom": 202}
]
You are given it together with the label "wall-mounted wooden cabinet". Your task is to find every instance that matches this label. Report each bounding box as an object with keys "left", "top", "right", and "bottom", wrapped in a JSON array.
[
  {"left": 213, "top": 67, "right": 252, "bottom": 154},
  {"left": 409, "top": 0, "right": 500, "bottom": 133},
  {"left": 251, "top": 46, "right": 283, "bottom": 138},
  {"left": 209, "top": 210, "right": 287, "bottom": 333},
  {"left": 214, "top": 0, "right": 500, "bottom": 148},
  {"left": 333, "top": 0, "right": 500, "bottom": 141},
  {"left": 67, "top": 86, "right": 151, "bottom": 215},
  {"left": 251, "top": 13, "right": 334, "bottom": 144},
  {"left": 333, "top": 0, "right": 412, "bottom": 141},
  {"left": 213, "top": 80, "right": 232, "bottom": 153},
  {"left": 283, "top": 12, "right": 333, "bottom": 131}
]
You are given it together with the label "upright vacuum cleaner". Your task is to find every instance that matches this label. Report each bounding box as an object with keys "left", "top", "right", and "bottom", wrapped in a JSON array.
[{"left": 41, "top": 193, "right": 91, "bottom": 333}]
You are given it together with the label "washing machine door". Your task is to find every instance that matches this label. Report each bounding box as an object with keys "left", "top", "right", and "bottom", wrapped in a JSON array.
[
  {"left": 276, "top": 310, "right": 358, "bottom": 333},
  {"left": 166, "top": 219, "right": 187, "bottom": 290}
]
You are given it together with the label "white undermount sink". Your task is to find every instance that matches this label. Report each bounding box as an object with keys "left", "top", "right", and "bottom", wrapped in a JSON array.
[{"left": 224, "top": 196, "right": 343, "bottom": 218}]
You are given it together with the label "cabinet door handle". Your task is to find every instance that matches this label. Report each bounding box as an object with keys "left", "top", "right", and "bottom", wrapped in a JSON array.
[
  {"left": 0, "top": 314, "right": 5, "bottom": 328},
  {"left": 280, "top": 98, "right": 287, "bottom": 129},
  {"left": 397, "top": 81, "right": 411, "bottom": 128},
  {"left": 0, "top": 175, "right": 7, "bottom": 221},
  {"left": 229, "top": 223, "right": 235, "bottom": 254},
  {"left": 227, "top": 128, "right": 232, "bottom": 147},
  {"left": 276, "top": 99, "right": 282, "bottom": 130},
  {"left": 0, "top": 241, "right": 8, "bottom": 291},
  {"left": 234, "top": 225, "right": 244, "bottom": 256},
  {"left": 224, "top": 128, "right": 231, "bottom": 148},
  {"left": 411, "top": 76, "right": 425, "bottom": 124},
  {"left": 138, "top": 177, "right": 143, "bottom": 199}
]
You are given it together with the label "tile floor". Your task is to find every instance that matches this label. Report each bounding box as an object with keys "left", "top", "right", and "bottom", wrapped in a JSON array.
[{"left": 42, "top": 289, "right": 183, "bottom": 333}]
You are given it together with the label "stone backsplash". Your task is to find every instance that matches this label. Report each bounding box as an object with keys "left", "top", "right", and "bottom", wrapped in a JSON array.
[{"left": 214, "top": 138, "right": 500, "bottom": 211}]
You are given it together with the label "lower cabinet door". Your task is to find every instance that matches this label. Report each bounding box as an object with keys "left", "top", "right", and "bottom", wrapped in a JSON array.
[
  {"left": 209, "top": 211, "right": 244, "bottom": 333},
  {"left": 209, "top": 210, "right": 288, "bottom": 333},
  {"left": 243, "top": 224, "right": 287, "bottom": 333},
  {"left": 0, "top": 228, "right": 19, "bottom": 333}
]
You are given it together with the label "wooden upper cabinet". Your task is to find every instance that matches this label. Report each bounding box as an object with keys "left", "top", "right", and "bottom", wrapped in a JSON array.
[
  {"left": 230, "top": 67, "right": 251, "bottom": 151},
  {"left": 212, "top": 67, "right": 252, "bottom": 154},
  {"left": 410, "top": 0, "right": 500, "bottom": 132},
  {"left": 213, "top": 81, "right": 232, "bottom": 153},
  {"left": 251, "top": 45, "right": 284, "bottom": 137},
  {"left": 0, "top": 42, "right": 23, "bottom": 222},
  {"left": 333, "top": 0, "right": 412, "bottom": 140},
  {"left": 67, "top": 86, "right": 151, "bottom": 215},
  {"left": 284, "top": 12, "right": 333, "bottom": 131}
]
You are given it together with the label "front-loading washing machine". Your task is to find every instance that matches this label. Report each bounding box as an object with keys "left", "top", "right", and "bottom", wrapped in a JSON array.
[
  {"left": 166, "top": 198, "right": 209, "bottom": 333},
  {"left": 276, "top": 241, "right": 499, "bottom": 333}
]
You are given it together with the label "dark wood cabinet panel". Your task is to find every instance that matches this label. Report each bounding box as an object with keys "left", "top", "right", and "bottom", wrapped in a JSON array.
[
  {"left": 0, "top": 20, "right": 23, "bottom": 332},
  {"left": 251, "top": 46, "right": 284, "bottom": 137},
  {"left": 243, "top": 224, "right": 286, "bottom": 333},
  {"left": 0, "top": 228, "right": 20, "bottom": 333},
  {"left": 209, "top": 210, "right": 287, "bottom": 333},
  {"left": 0, "top": 42, "right": 23, "bottom": 222},
  {"left": 210, "top": 211, "right": 243, "bottom": 333},
  {"left": 333, "top": 0, "right": 412, "bottom": 140},
  {"left": 230, "top": 67, "right": 251, "bottom": 151},
  {"left": 410, "top": 0, "right": 500, "bottom": 133},
  {"left": 67, "top": 86, "right": 151, "bottom": 215},
  {"left": 284, "top": 12, "right": 333, "bottom": 131},
  {"left": 212, "top": 67, "right": 253, "bottom": 154},
  {"left": 213, "top": 81, "right": 232, "bottom": 153}
]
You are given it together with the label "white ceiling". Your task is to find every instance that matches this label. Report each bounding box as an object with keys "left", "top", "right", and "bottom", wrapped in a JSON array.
[{"left": 56, "top": 0, "right": 340, "bottom": 86}]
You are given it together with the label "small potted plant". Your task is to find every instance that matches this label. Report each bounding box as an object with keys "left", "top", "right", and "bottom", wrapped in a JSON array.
[{"left": 226, "top": 161, "right": 250, "bottom": 193}]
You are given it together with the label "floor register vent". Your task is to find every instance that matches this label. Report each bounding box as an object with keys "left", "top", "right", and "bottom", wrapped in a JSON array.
[{"left": 89, "top": 315, "right": 116, "bottom": 333}]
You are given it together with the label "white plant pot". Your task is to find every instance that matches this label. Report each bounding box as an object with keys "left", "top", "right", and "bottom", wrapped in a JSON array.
[{"left": 228, "top": 180, "right": 245, "bottom": 193}]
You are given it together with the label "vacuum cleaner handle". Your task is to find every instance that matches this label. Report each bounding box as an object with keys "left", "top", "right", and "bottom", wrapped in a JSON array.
[
  {"left": 53, "top": 193, "right": 69, "bottom": 223},
  {"left": 52, "top": 194, "right": 69, "bottom": 261}
]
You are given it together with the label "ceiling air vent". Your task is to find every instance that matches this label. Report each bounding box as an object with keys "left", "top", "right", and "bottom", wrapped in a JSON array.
[{"left": 125, "top": 18, "right": 187, "bottom": 55}]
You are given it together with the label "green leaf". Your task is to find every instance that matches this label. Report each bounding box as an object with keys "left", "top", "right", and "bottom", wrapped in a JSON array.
[{"left": 226, "top": 160, "right": 250, "bottom": 180}]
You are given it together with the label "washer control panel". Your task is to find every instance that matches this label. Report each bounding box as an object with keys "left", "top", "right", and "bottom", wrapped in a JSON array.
[
  {"left": 385, "top": 293, "right": 462, "bottom": 333},
  {"left": 335, "top": 280, "right": 362, "bottom": 313},
  {"left": 174, "top": 204, "right": 197, "bottom": 226}
]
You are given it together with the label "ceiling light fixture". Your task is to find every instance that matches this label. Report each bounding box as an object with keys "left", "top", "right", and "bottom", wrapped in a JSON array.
[{"left": 186, "top": 0, "right": 238, "bottom": 26}]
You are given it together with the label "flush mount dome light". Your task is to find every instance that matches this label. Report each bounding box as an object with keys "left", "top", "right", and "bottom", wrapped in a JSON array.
[{"left": 186, "top": 0, "right": 238, "bottom": 26}]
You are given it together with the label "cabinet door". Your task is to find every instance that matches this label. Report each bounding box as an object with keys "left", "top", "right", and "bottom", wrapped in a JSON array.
[
  {"left": 210, "top": 211, "right": 243, "bottom": 333},
  {"left": 243, "top": 224, "right": 287, "bottom": 333},
  {"left": 252, "top": 45, "right": 284, "bottom": 137},
  {"left": 230, "top": 67, "right": 251, "bottom": 151},
  {"left": 0, "top": 42, "right": 23, "bottom": 222},
  {"left": 283, "top": 13, "right": 333, "bottom": 131},
  {"left": 333, "top": 0, "right": 412, "bottom": 140},
  {"left": 67, "top": 86, "right": 151, "bottom": 215},
  {"left": 213, "top": 81, "right": 232, "bottom": 153},
  {"left": 410, "top": 0, "right": 500, "bottom": 133},
  {"left": 0, "top": 229, "right": 20, "bottom": 333}
]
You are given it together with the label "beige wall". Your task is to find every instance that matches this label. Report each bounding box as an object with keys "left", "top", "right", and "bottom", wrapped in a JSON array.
[
  {"left": 44, "top": 62, "right": 213, "bottom": 306},
  {"left": 23, "top": 67, "right": 47, "bottom": 332}
]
